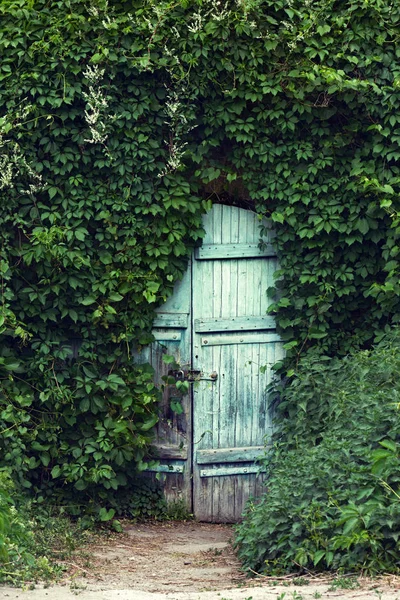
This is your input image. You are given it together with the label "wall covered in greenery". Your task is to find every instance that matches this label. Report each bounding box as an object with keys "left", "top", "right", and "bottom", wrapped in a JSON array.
[{"left": 1, "top": 0, "right": 399, "bottom": 509}]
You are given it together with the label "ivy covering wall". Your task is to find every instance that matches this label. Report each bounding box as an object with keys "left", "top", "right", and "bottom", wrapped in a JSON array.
[{"left": 1, "top": 0, "right": 400, "bottom": 509}]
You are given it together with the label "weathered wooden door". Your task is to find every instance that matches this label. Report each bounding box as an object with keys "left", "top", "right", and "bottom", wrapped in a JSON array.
[{"left": 142, "top": 204, "right": 283, "bottom": 522}]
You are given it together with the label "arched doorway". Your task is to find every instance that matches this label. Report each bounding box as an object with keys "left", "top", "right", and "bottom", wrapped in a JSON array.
[{"left": 140, "top": 204, "right": 283, "bottom": 522}]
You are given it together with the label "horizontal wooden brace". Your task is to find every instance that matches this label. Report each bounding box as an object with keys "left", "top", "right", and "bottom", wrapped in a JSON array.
[
  {"left": 200, "top": 466, "right": 265, "bottom": 477},
  {"left": 152, "top": 313, "right": 188, "bottom": 328},
  {"left": 201, "top": 332, "right": 281, "bottom": 346},
  {"left": 150, "top": 444, "right": 188, "bottom": 460},
  {"left": 194, "top": 316, "right": 276, "bottom": 333},
  {"left": 152, "top": 331, "right": 181, "bottom": 342},
  {"left": 195, "top": 243, "right": 277, "bottom": 260},
  {"left": 145, "top": 463, "right": 185, "bottom": 474},
  {"left": 196, "top": 446, "right": 267, "bottom": 465}
]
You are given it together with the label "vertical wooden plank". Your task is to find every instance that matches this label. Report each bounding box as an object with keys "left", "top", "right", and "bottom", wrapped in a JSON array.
[
  {"left": 192, "top": 207, "right": 218, "bottom": 519},
  {"left": 241, "top": 208, "right": 265, "bottom": 517},
  {"left": 216, "top": 204, "right": 238, "bottom": 522},
  {"left": 230, "top": 206, "right": 242, "bottom": 520},
  {"left": 231, "top": 207, "right": 245, "bottom": 519},
  {"left": 212, "top": 205, "right": 224, "bottom": 521}
]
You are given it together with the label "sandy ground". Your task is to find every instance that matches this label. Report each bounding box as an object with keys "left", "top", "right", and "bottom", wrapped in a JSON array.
[{"left": 2, "top": 522, "right": 400, "bottom": 600}]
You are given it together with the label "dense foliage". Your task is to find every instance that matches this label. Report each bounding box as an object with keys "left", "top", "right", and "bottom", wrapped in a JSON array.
[
  {"left": 0, "top": 0, "right": 207, "bottom": 506},
  {"left": 1, "top": 0, "right": 400, "bottom": 516},
  {"left": 235, "top": 334, "right": 400, "bottom": 574}
]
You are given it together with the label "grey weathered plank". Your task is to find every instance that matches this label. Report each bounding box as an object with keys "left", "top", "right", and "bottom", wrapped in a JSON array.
[
  {"left": 150, "top": 444, "right": 188, "bottom": 459},
  {"left": 197, "top": 446, "right": 267, "bottom": 464},
  {"left": 138, "top": 260, "right": 193, "bottom": 508},
  {"left": 152, "top": 314, "right": 188, "bottom": 328},
  {"left": 200, "top": 466, "right": 264, "bottom": 477}
]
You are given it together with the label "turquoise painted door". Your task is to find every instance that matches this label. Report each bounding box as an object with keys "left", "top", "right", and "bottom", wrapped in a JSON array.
[{"left": 144, "top": 204, "right": 283, "bottom": 522}]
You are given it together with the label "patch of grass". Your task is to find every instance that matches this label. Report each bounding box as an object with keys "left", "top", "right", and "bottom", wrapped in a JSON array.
[
  {"left": 70, "top": 580, "right": 88, "bottom": 595},
  {"left": 164, "top": 498, "right": 194, "bottom": 521},
  {"left": 328, "top": 576, "right": 360, "bottom": 591},
  {"left": 292, "top": 577, "right": 310, "bottom": 585}
]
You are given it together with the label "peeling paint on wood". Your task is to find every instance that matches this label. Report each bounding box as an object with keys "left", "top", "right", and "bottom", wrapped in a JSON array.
[
  {"left": 145, "top": 464, "right": 185, "bottom": 474},
  {"left": 200, "top": 466, "right": 264, "bottom": 477},
  {"left": 152, "top": 331, "right": 182, "bottom": 341},
  {"left": 197, "top": 446, "right": 268, "bottom": 464}
]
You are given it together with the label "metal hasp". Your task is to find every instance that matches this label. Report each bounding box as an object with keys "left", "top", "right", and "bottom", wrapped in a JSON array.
[{"left": 186, "top": 369, "right": 202, "bottom": 381}]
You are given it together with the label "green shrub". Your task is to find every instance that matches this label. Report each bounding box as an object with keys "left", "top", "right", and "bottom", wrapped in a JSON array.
[
  {"left": 0, "top": 468, "right": 109, "bottom": 585},
  {"left": 0, "top": 469, "right": 57, "bottom": 584},
  {"left": 107, "top": 476, "right": 167, "bottom": 521},
  {"left": 235, "top": 333, "right": 400, "bottom": 574}
]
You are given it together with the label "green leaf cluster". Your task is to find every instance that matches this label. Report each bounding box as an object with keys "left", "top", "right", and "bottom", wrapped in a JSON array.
[{"left": 134, "top": 0, "right": 400, "bottom": 359}]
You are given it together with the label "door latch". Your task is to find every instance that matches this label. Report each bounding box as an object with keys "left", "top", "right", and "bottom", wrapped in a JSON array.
[
  {"left": 168, "top": 369, "right": 185, "bottom": 380},
  {"left": 168, "top": 369, "right": 218, "bottom": 382}
]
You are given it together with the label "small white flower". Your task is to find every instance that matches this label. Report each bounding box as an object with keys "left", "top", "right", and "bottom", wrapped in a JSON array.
[
  {"left": 82, "top": 65, "right": 114, "bottom": 150},
  {"left": 0, "top": 108, "right": 43, "bottom": 193}
]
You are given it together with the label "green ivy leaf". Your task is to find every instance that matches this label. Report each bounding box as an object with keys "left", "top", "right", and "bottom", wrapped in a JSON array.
[
  {"left": 170, "top": 399, "right": 184, "bottom": 415},
  {"left": 81, "top": 296, "right": 97, "bottom": 305}
]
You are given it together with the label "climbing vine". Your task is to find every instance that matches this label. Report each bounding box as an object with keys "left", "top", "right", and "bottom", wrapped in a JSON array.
[{"left": 1, "top": 0, "right": 400, "bottom": 511}]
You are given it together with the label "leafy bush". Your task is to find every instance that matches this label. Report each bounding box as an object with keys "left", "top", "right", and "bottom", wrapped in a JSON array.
[
  {"left": 107, "top": 476, "right": 167, "bottom": 521},
  {"left": 0, "top": 469, "right": 57, "bottom": 584},
  {"left": 1, "top": 361, "right": 162, "bottom": 500},
  {"left": 0, "top": 467, "right": 110, "bottom": 585},
  {"left": 235, "top": 333, "right": 400, "bottom": 574}
]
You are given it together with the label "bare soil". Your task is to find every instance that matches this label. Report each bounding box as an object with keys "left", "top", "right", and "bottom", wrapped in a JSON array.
[
  {"left": 71, "top": 521, "right": 244, "bottom": 593},
  {"left": 2, "top": 521, "right": 400, "bottom": 600}
]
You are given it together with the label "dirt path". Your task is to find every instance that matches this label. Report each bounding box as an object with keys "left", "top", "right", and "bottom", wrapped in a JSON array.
[
  {"left": 72, "top": 522, "right": 244, "bottom": 593},
  {"left": 2, "top": 522, "right": 400, "bottom": 600}
]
